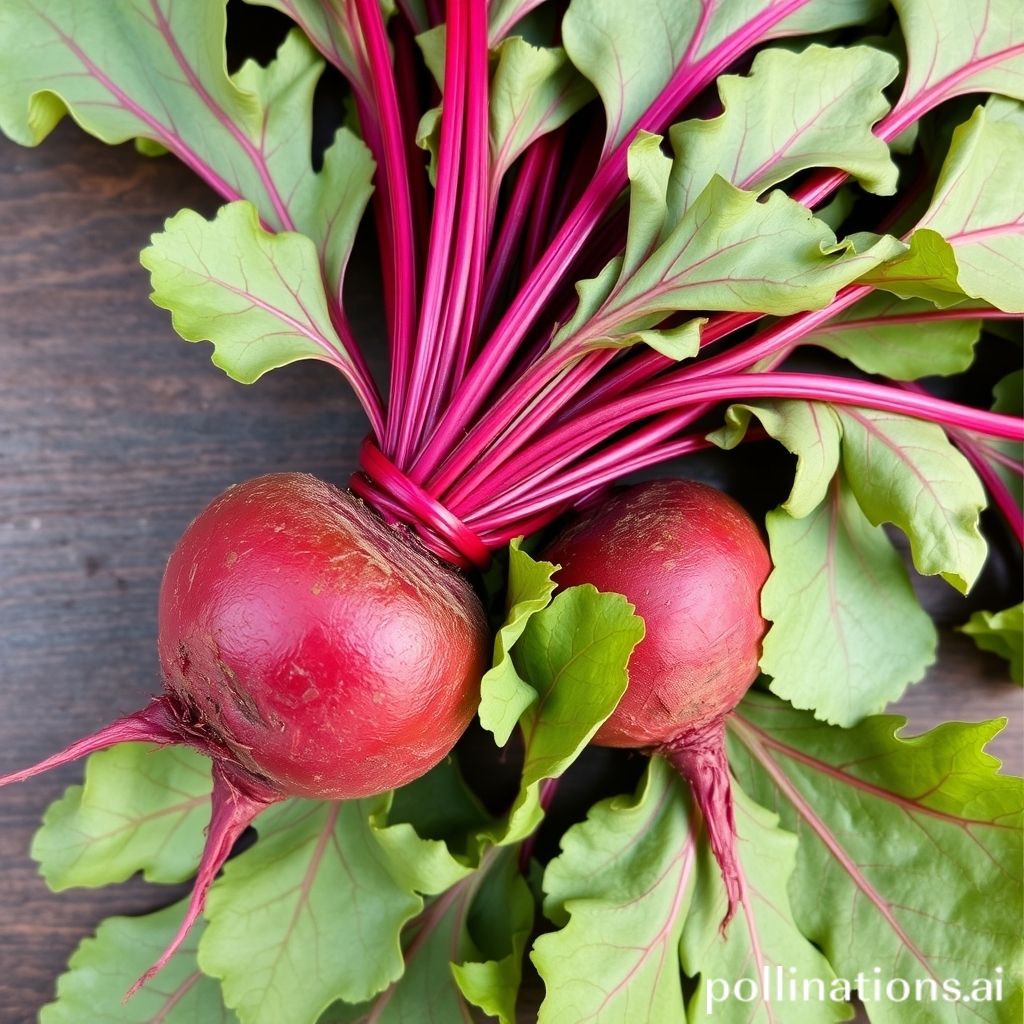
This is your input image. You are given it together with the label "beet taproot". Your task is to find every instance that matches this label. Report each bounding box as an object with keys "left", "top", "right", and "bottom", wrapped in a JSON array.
[
  {"left": 546, "top": 479, "right": 771, "bottom": 922},
  {"left": 0, "top": 473, "right": 488, "bottom": 990}
]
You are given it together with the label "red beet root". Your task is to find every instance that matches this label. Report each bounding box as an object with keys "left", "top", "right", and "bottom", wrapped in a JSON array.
[
  {"left": 0, "top": 473, "right": 488, "bottom": 991},
  {"left": 545, "top": 479, "right": 771, "bottom": 923}
]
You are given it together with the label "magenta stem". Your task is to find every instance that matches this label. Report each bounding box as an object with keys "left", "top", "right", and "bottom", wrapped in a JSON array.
[
  {"left": 411, "top": 0, "right": 813, "bottom": 481},
  {"left": 393, "top": 20, "right": 431, "bottom": 267},
  {"left": 958, "top": 437, "right": 1024, "bottom": 545},
  {"left": 466, "top": 434, "right": 713, "bottom": 531},
  {"left": 480, "top": 144, "right": 548, "bottom": 329},
  {"left": 897, "top": 381, "right": 1023, "bottom": 545},
  {"left": 0, "top": 699, "right": 179, "bottom": 789},
  {"left": 125, "top": 763, "right": 280, "bottom": 1000},
  {"left": 795, "top": 39, "right": 1024, "bottom": 209},
  {"left": 353, "top": 0, "right": 419, "bottom": 459},
  {"left": 438, "top": 0, "right": 491, "bottom": 401},
  {"left": 521, "top": 131, "right": 566, "bottom": 274},
  {"left": 393, "top": 1, "right": 471, "bottom": 464},
  {"left": 474, "top": 372, "right": 1024, "bottom": 525}
]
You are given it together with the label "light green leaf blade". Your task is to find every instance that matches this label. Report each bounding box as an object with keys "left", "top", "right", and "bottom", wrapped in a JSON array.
[
  {"left": 592, "top": 177, "right": 903, "bottom": 335},
  {"left": 866, "top": 101, "right": 1024, "bottom": 312},
  {"left": 667, "top": 44, "right": 899, "bottom": 214},
  {"left": 728, "top": 693, "right": 1024, "bottom": 1024},
  {"left": 918, "top": 101, "right": 1024, "bottom": 313},
  {"left": 421, "top": 29, "right": 592, "bottom": 188},
  {"left": 562, "top": 0, "right": 885, "bottom": 153},
  {"left": 892, "top": 0, "right": 1024, "bottom": 109},
  {"left": 621, "top": 131, "right": 673, "bottom": 281},
  {"left": 231, "top": 30, "right": 374, "bottom": 295},
  {"left": 961, "top": 603, "right": 1024, "bottom": 684},
  {"left": 31, "top": 743, "right": 211, "bottom": 891},
  {"left": 199, "top": 794, "right": 460, "bottom": 1023},
  {"left": 760, "top": 479, "right": 937, "bottom": 726},
  {"left": 452, "top": 848, "right": 536, "bottom": 1024},
  {"left": 681, "top": 787, "right": 849, "bottom": 1024},
  {"left": 319, "top": 848, "right": 533, "bottom": 1024},
  {"left": 533, "top": 759, "right": 696, "bottom": 1024},
  {"left": 40, "top": 899, "right": 237, "bottom": 1024},
  {"left": 494, "top": 585, "right": 645, "bottom": 844},
  {"left": 490, "top": 0, "right": 546, "bottom": 42},
  {"left": 0, "top": 1, "right": 253, "bottom": 151},
  {"left": 479, "top": 540, "right": 559, "bottom": 745},
  {"left": 0, "top": 6, "right": 372, "bottom": 296},
  {"left": 709, "top": 400, "right": 842, "bottom": 518},
  {"left": 803, "top": 293, "right": 983, "bottom": 379},
  {"left": 860, "top": 228, "right": 967, "bottom": 308},
  {"left": 387, "top": 754, "right": 492, "bottom": 858},
  {"left": 490, "top": 37, "right": 593, "bottom": 181},
  {"left": 142, "top": 202, "right": 356, "bottom": 385},
  {"left": 836, "top": 406, "right": 988, "bottom": 592},
  {"left": 249, "top": 0, "right": 369, "bottom": 96}
]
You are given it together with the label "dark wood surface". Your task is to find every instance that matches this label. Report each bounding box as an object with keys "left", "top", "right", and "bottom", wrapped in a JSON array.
[{"left": 0, "top": 127, "right": 1021, "bottom": 1024}]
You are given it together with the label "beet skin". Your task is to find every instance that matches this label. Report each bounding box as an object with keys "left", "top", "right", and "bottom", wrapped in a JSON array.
[
  {"left": 546, "top": 479, "right": 771, "bottom": 923},
  {"left": 158, "top": 473, "right": 487, "bottom": 799}
]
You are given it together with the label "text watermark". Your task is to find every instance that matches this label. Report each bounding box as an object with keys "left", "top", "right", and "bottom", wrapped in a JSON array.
[{"left": 705, "top": 966, "right": 1005, "bottom": 1015}]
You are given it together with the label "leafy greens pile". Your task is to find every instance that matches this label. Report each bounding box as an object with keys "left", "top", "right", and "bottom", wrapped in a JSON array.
[{"left": 1, "top": 0, "right": 1023, "bottom": 1021}]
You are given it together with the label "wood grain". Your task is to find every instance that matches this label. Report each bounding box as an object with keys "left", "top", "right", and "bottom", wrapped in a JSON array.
[{"left": 0, "top": 126, "right": 1020, "bottom": 1024}]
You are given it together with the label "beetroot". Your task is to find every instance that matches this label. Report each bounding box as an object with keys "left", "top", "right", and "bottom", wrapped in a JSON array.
[
  {"left": 545, "top": 479, "right": 771, "bottom": 922},
  {"left": 0, "top": 473, "right": 487, "bottom": 990}
]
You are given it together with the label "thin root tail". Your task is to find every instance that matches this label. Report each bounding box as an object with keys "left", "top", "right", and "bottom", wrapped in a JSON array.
[
  {"left": 660, "top": 717, "right": 744, "bottom": 930},
  {"left": 0, "top": 698, "right": 180, "bottom": 788},
  {"left": 124, "top": 761, "right": 281, "bottom": 1000}
]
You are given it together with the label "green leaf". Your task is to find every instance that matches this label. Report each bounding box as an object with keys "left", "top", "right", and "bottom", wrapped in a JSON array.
[
  {"left": 761, "top": 478, "right": 937, "bottom": 726},
  {"left": 562, "top": 0, "right": 886, "bottom": 153},
  {"left": 836, "top": 406, "right": 988, "bottom": 592},
  {"left": 533, "top": 759, "right": 696, "bottom": 1024},
  {"left": 387, "top": 755, "right": 492, "bottom": 853},
  {"left": 319, "top": 848, "right": 534, "bottom": 1024},
  {"left": 231, "top": 31, "right": 374, "bottom": 295},
  {"left": 249, "top": 1, "right": 370, "bottom": 98},
  {"left": 728, "top": 693, "right": 1024, "bottom": 1024},
  {"left": 490, "top": 37, "right": 593, "bottom": 182},
  {"left": 479, "top": 540, "right": 559, "bottom": 745},
  {"left": 614, "top": 180, "right": 903, "bottom": 320},
  {"left": 418, "top": 29, "right": 592, "bottom": 189},
  {"left": 961, "top": 603, "right": 1024, "bottom": 684},
  {"left": 667, "top": 44, "right": 900, "bottom": 213},
  {"left": 865, "top": 100, "right": 1024, "bottom": 312},
  {"left": 0, "top": 7, "right": 372, "bottom": 296},
  {"left": 557, "top": 171, "right": 903, "bottom": 357},
  {"left": 892, "top": 0, "right": 1024, "bottom": 110},
  {"left": 680, "top": 786, "right": 849, "bottom": 1024},
  {"left": 802, "top": 293, "right": 983, "bottom": 379},
  {"left": 709, "top": 401, "right": 842, "bottom": 518},
  {"left": 490, "top": 0, "right": 546, "bottom": 42},
  {"left": 142, "top": 202, "right": 359, "bottom": 386},
  {"left": 199, "top": 794, "right": 470, "bottom": 1024},
  {"left": 494, "top": 585, "right": 645, "bottom": 844},
  {"left": 861, "top": 229, "right": 967, "bottom": 308},
  {"left": 621, "top": 131, "right": 673, "bottom": 281},
  {"left": 31, "top": 744, "right": 211, "bottom": 891},
  {"left": 452, "top": 849, "right": 536, "bottom": 1024},
  {"left": 40, "top": 899, "right": 237, "bottom": 1024}
]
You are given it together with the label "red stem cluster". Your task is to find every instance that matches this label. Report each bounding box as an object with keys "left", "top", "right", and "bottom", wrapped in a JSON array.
[{"left": 326, "top": 0, "right": 1023, "bottom": 562}]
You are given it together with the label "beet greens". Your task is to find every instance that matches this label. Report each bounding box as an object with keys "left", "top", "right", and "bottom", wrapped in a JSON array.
[{"left": 1, "top": 0, "right": 1023, "bottom": 1021}]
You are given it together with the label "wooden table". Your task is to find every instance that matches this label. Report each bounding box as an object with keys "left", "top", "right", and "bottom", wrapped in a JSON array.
[{"left": 1, "top": 126, "right": 1020, "bottom": 1023}]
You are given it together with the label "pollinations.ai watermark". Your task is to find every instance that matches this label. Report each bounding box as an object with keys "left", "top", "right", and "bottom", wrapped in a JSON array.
[{"left": 705, "top": 965, "right": 1007, "bottom": 1015}]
